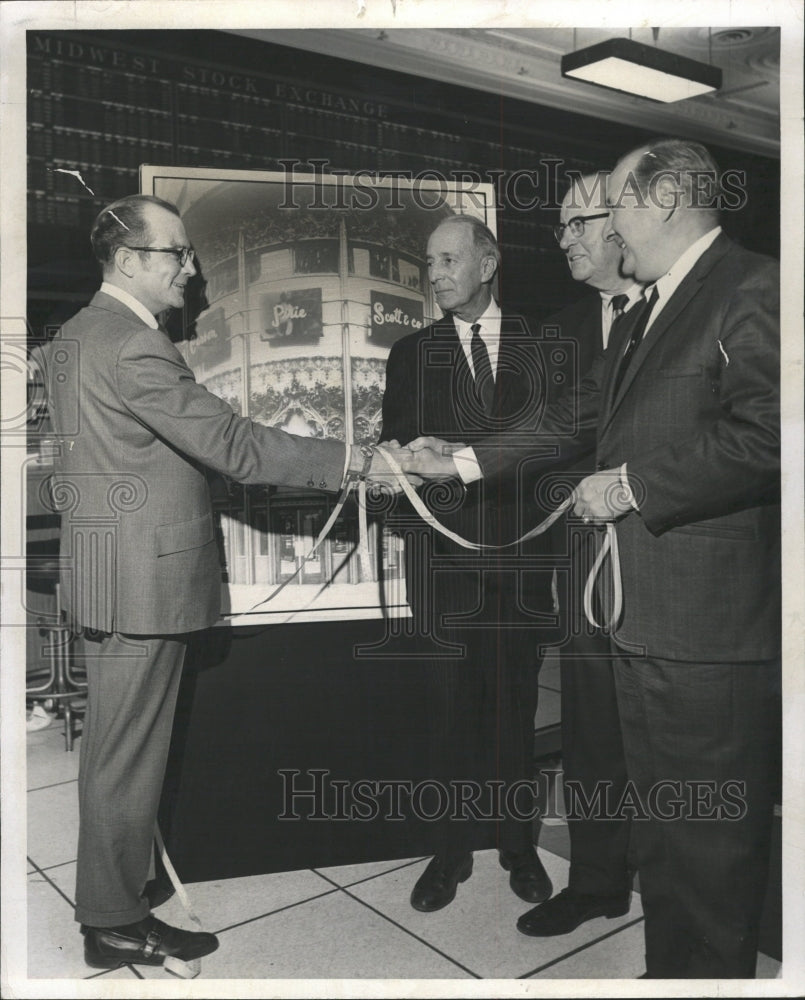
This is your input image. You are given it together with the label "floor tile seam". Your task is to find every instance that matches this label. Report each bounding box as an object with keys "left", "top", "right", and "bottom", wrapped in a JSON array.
[
  {"left": 84, "top": 967, "right": 140, "bottom": 980},
  {"left": 311, "top": 856, "right": 428, "bottom": 890},
  {"left": 27, "top": 858, "right": 78, "bottom": 875},
  {"left": 27, "top": 857, "right": 78, "bottom": 909},
  {"left": 27, "top": 861, "right": 142, "bottom": 980},
  {"left": 314, "top": 874, "right": 482, "bottom": 979},
  {"left": 27, "top": 777, "right": 78, "bottom": 793},
  {"left": 519, "top": 915, "right": 646, "bottom": 978},
  {"left": 211, "top": 883, "right": 344, "bottom": 935}
]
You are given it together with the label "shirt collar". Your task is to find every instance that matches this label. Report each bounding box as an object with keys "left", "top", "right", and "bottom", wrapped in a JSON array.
[
  {"left": 651, "top": 226, "right": 722, "bottom": 306},
  {"left": 100, "top": 281, "right": 159, "bottom": 329},
  {"left": 453, "top": 298, "right": 502, "bottom": 343},
  {"left": 599, "top": 283, "right": 643, "bottom": 310}
]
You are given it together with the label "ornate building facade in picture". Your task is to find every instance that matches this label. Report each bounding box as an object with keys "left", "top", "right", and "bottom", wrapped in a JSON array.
[{"left": 144, "top": 167, "right": 495, "bottom": 622}]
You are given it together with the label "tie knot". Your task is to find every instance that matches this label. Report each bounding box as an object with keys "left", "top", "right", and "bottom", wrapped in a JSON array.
[
  {"left": 645, "top": 286, "right": 659, "bottom": 308},
  {"left": 610, "top": 294, "right": 629, "bottom": 315},
  {"left": 470, "top": 322, "right": 481, "bottom": 337}
]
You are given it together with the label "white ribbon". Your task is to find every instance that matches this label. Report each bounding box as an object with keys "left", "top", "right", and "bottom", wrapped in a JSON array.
[
  {"left": 154, "top": 824, "right": 203, "bottom": 978},
  {"left": 373, "top": 444, "right": 623, "bottom": 633},
  {"left": 237, "top": 444, "right": 623, "bottom": 632},
  {"left": 582, "top": 522, "right": 622, "bottom": 631},
  {"left": 241, "top": 474, "right": 357, "bottom": 614}
]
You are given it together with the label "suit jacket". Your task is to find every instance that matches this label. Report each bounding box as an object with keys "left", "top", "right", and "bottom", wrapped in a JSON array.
[
  {"left": 475, "top": 235, "right": 780, "bottom": 661},
  {"left": 541, "top": 293, "right": 606, "bottom": 477},
  {"left": 380, "top": 313, "right": 555, "bottom": 623},
  {"left": 43, "top": 290, "right": 347, "bottom": 634},
  {"left": 540, "top": 294, "right": 607, "bottom": 626}
]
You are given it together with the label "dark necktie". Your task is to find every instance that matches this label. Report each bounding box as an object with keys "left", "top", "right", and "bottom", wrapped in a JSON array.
[
  {"left": 611, "top": 287, "right": 659, "bottom": 399},
  {"left": 470, "top": 322, "right": 495, "bottom": 412},
  {"left": 609, "top": 293, "right": 629, "bottom": 322},
  {"left": 604, "top": 293, "right": 629, "bottom": 349}
]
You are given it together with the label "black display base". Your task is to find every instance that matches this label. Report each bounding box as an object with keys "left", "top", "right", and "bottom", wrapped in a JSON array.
[{"left": 159, "top": 621, "right": 505, "bottom": 882}]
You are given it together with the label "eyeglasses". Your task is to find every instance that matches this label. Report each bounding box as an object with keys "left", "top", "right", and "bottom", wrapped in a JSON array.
[
  {"left": 553, "top": 213, "right": 610, "bottom": 243},
  {"left": 125, "top": 246, "right": 196, "bottom": 266}
]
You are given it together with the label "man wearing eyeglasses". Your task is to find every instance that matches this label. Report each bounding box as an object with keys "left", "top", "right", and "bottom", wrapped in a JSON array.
[
  {"left": 42, "top": 193, "right": 403, "bottom": 972},
  {"left": 403, "top": 139, "right": 780, "bottom": 978},
  {"left": 516, "top": 173, "right": 644, "bottom": 939}
]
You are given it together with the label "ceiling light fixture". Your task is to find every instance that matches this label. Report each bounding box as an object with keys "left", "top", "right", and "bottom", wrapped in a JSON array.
[{"left": 561, "top": 35, "right": 722, "bottom": 103}]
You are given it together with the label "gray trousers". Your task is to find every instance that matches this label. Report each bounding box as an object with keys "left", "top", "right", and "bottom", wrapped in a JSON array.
[{"left": 74, "top": 631, "right": 186, "bottom": 927}]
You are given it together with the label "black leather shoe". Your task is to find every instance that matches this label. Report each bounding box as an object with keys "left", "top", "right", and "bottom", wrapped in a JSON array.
[
  {"left": 410, "top": 854, "right": 473, "bottom": 912},
  {"left": 144, "top": 877, "right": 175, "bottom": 909},
  {"left": 516, "top": 887, "right": 630, "bottom": 936},
  {"left": 82, "top": 915, "right": 219, "bottom": 969},
  {"left": 499, "top": 848, "right": 552, "bottom": 904}
]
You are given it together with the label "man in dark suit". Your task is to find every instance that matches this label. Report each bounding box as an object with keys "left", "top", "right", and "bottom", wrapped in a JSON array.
[
  {"left": 517, "top": 173, "right": 643, "bottom": 938},
  {"left": 404, "top": 139, "right": 780, "bottom": 978},
  {"left": 42, "top": 194, "right": 401, "bottom": 972},
  {"left": 380, "top": 214, "right": 554, "bottom": 913}
]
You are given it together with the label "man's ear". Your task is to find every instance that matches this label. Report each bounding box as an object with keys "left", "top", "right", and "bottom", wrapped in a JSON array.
[
  {"left": 654, "top": 175, "right": 682, "bottom": 217},
  {"left": 480, "top": 254, "right": 498, "bottom": 283},
  {"left": 113, "top": 245, "right": 138, "bottom": 279}
]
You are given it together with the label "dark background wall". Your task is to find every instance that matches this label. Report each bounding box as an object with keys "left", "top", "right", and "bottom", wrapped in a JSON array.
[{"left": 27, "top": 28, "right": 779, "bottom": 340}]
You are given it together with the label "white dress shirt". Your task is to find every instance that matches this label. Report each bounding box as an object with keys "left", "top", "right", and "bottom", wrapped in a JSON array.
[
  {"left": 100, "top": 281, "right": 159, "bottom": 328},
  {"left": 452, "top": 286, "right": 643, "bottom": 484},
  {"left": 454, "top": 299, "right": 503, "bottom": 378},
  {"left": 641, "top": 226, "right": 722, "bottom": 336},
  {"left": 449, "top": 300, "right": 503, "bottom": 482},
  {"left": 600, "top": 284, "right": 643, "bottom": 349}
]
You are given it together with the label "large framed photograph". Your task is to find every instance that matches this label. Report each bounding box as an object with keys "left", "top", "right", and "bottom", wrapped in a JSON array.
[{"left": 141, "top": 165, "right": 497, "bottom": 624}]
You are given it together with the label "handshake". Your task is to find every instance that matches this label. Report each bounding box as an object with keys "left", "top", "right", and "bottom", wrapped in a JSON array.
[
  {"left": 363, "top": 437, "right": 465, "bottom": 493},
  {"left": 363, "top": 438, "right": 633, "bottom": 524}
]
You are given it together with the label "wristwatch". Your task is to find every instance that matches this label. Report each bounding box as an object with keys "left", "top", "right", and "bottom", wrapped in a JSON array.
[{"left": 350, "top": 444, "right": 374, "bottom": 481}]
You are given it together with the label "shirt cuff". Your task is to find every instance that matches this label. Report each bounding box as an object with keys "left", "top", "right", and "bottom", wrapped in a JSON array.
[
  {"left": 620, "top": 463, "right": 639, "bottom": 511},
  {"left": 345, "top": 444, "right": 365, "bottom": 484},
  {"left": 452, "top": 446, "right": 483, "bottom": 484}
]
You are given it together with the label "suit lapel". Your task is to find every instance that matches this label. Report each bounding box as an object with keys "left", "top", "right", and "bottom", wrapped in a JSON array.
[
  {"left": 428, "top": 313, "right": 539, "bottom": 432},
  {"left": 423, "top": 320, "right": 469, "bottom": 435},
  {"left": 600, "top": 304, "right": 645, "bottom": 422},
  {"left": 601, "top": 234, "right": 733, "bottom": 430},
  {"left": 492, "top": 315, "right": 537, "bottom": 416}
]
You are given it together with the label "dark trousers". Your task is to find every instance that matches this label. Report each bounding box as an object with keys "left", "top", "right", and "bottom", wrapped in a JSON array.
[
  {"left": 416, "top": 564, "right": 545, "bottom": 860},
  {"left": 74, "top": 631, "right": 187, "bottom": 927},
  {"left": 554, "top": 522, "right": 632, "bottom": 897},
  {"left": 559, "top": 626, "right": 632, "bottom": 898},
  {"left": 613, "top": 653, "right": 779, "bottom": 978}
]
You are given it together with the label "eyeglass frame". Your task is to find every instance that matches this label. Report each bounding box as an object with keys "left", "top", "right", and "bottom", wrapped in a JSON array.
[
  {"left": 124, "top": 246, "right": 196, "bottom": 267},
  {"left": 553, "top": 213, "right": 610, "bottom": 243}
]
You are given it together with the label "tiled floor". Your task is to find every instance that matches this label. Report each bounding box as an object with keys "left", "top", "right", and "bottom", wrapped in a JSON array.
[{"left": 24, "top": 715, "right": 782, "bottom": 985}]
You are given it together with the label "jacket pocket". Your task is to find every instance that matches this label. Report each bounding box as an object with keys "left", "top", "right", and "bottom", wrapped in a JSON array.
[{"left": 156, "top": 512, "right": 214, "bottom": 555}]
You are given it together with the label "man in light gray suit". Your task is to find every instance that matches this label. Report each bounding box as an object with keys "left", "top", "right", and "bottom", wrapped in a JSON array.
[{"left": 42, "top": 193, "right": 401, "bottom": 972}]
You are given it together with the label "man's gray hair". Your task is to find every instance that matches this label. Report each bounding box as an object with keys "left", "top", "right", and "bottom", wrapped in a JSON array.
[{"left": 437, "top": 214, "right": 501, "bottom": 269}]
